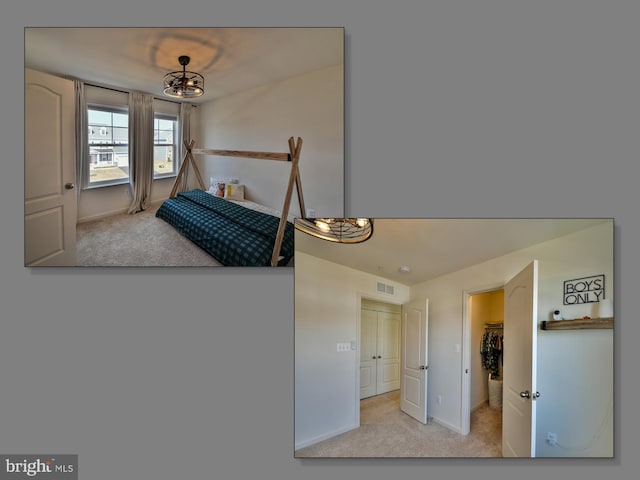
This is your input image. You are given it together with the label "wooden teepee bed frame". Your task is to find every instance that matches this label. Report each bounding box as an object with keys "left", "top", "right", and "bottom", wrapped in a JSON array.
[{"left": 167, "top": 137, "right": 305, "bottom": 267}]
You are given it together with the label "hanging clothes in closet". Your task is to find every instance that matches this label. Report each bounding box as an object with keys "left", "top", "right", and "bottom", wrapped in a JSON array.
[{"left": 480, "top": 327, "right": 503, "bottom": 379}]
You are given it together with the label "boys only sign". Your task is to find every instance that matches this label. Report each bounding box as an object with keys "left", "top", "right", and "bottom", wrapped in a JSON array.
[{"left": 564, "top": 274, "right": 605, "bottom": 305}]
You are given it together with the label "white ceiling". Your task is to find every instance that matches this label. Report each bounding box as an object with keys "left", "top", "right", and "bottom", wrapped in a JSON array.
[
  {"left": 25, "top": 28, "right": 343, "bottom": 104},
  {"left": 295, "top": 218, "right": 610, "bottom": 285}
]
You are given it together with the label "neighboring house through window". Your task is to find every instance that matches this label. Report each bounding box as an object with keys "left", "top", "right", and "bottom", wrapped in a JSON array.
[{"left": 87, "top": 105, "right": 129, "bottom": 187}]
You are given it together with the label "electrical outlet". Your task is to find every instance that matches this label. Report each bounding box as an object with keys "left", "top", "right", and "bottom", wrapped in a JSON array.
[
  {"left": 546, "top": 432, "right": 557, "bottom": 446},
  {"left": 437, "top": 395, "right": 442, "bottom": 405},
  {"left": 306, "top": 208, "right": 316, "bottom": 218}
]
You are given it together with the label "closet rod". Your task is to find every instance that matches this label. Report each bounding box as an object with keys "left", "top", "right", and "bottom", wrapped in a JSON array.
[{"left": 484, "top": 323, "right": 504, "bottom": 329}]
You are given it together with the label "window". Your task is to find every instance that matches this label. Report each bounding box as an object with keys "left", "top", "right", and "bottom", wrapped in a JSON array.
[
  {"left": 87, "top": 106, "right": 129, "bottom": 187},
  {"left": 153, "top": 114, "right": 178, "bottom": 179}
]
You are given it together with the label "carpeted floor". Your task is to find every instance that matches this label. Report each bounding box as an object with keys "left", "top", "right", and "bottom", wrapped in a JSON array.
[
  {"left": 76, "top": 204, "right": 223, "bottom": 267},
  {"left": 295, "top": 390, "right": 502, "bottom": 457}
]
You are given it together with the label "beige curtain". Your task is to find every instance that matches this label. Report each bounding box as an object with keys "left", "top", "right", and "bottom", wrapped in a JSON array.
[
  {"left": 127, "top": 91, "right": 154, "bottom": 214},
  {"left": 178, "top": 102, "right": 192, "bottom": 192},
  {"left": 74, "top": 79, "right": 87, "bottom": 204}
]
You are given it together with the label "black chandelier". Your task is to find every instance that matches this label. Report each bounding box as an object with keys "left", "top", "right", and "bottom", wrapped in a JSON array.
[
  {"left": 163, "top": 55, "right": 204, "bottom": 99},
  {"left": 295, "top": 218, "right": 374, "bottom": 243}
]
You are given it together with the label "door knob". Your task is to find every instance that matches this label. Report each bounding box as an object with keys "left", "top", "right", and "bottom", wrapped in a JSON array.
[
  {"left": 372, "top": 356, "right": 377, "bottom": 359},
  {"left": 65, "top": 183, "right": 75, "bottom": 190},
  {"left": 520, "top": 390, "right": 531, "bottom": 398},
  {"left": 377, "top": 356, "right": 382, "bottom": 359}
]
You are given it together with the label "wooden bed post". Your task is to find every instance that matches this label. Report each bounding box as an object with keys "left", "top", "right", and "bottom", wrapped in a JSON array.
[
  {"left": 271, "top": 137, "right": 303, "bottom": 266},
  {"left": 169, "top": 139, "right": 206, "bottom": 198}
]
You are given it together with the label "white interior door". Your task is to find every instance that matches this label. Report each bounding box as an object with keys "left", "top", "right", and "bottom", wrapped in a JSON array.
[
  {"left": 25, "top": 68, "right": 77, "bottom": 266},
  {"left": 360, "top": 308, "right": 378, "bottom": 399},
  {"left": 377, "top": 311, "right": 401, "bottom": 394},
  {"left": 400, "top": 298, "right": 429, "bottom": 423},
  {"left": 502, "top": 261, "right": 538, "bottom": 457},
  {"left": 360, "top": 308, "right": 401, "bottom": 399}
]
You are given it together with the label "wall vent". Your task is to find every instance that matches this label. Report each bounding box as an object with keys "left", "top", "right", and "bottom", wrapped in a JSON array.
[{"left": 376, "top": 281, "right": 395, "bottom": 295}]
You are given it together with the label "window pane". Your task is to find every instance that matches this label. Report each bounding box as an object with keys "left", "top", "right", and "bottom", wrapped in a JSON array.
[
  {"left": 88, "top": 109, "right": 111, "bottom": 125},
  {"left": 153, "top": 114, "right": 178, "bottom": 178},
  {"left": 154, "top": 145, "right": 175, "bottom": 176},
  {"left": 88, "top": 106, "right": 129, "bottom": 186},
  {"left": 112, "top": 112, "right": 128, "bottom": 127}
]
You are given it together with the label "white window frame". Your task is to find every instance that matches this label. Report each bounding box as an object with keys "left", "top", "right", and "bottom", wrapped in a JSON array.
[
  {"left": 153, "top": 113, "right": 179, "bottom": 180},
  {"left": 86, "top": 104, "right": 130, "bottom": 189}
]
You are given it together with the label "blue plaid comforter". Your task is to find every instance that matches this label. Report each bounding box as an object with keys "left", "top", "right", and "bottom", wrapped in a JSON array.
[{"left": 155, "top": 189, "right": 294, "bottom": 266}]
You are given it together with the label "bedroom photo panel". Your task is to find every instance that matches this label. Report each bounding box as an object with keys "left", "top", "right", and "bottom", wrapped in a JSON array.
[
  {"left": 294, "top": 218, "right": 613, "bottom": 458},
  {"left": 25, "top": 27, "right": 344, "bottom": 267}
]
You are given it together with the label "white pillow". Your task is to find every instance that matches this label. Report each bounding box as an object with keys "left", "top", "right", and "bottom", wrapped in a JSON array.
[{"left": 225, "top": 183, "right": 245, "bottom": 200}]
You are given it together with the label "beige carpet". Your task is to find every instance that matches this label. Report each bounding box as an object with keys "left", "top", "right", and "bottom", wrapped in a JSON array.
[
  {"left": 295, "top": 390, "right": 502, "bottom": 457},
  {"left": 76, "top": 204, "right": 222, "bottom": 267}
]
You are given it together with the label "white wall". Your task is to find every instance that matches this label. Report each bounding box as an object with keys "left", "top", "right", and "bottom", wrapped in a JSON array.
[
  {"left": 410, "top": 221, "right": 613, "bottom": 456},
  {"left": 295, "top": 252, "right": 409, "bottom": 450},
  {"left": 196, "top": 64, "right": 344, "bottom": 219}
]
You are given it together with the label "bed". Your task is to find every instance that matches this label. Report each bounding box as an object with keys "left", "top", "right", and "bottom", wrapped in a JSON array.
[
  {"left": 156, "top": 137, "right": 305, "bottom": 266},
  {"left": 155, "top": 189, "right": 295, "bottom": 266}
]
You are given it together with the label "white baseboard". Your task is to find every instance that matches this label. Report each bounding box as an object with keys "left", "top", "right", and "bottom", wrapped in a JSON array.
[
  {"left": 294, "top": 423, "right": 358, "bottom": 451},
  {"left": 77, "top": 207, "right": 129, "bottom": 224},
  {"left": 77, "top": 198, "right": 166, "bottom": 224},
  {"left": 431, "top": 416, "right": 463, "bottom": 434}
]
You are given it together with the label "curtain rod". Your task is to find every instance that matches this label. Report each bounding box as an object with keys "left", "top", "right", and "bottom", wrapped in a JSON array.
[{"left": 83, "top": 80, "right": 197, "bottom": 107}]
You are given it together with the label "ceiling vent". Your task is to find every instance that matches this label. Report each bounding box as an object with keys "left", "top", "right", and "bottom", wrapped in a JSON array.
[{"left": 377, "top": 281, "right": 395, "bottom": 295}]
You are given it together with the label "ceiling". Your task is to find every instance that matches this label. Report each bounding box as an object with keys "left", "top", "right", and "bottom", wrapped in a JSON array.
[
  {"left": 24, "top": 28, "right": 343, "bottom": 104},
  {"left": 295, "top": 218, "right": 610, "bottom": 285}
]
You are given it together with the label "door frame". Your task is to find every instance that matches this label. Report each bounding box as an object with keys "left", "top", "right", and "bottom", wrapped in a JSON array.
[
  {"left": 461, "top": 282, "right": 504, "bottom": 435},
  {"left": 354, "top": 291, "right": 404, "bottom": 428}
]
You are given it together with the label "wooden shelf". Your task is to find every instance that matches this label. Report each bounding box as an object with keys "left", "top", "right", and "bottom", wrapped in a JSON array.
[{"left": 541, "top": 317, "right": 613, "bottom": 331}]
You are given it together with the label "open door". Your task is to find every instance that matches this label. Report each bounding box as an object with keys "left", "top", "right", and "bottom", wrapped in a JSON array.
[
  {"left": 400, "top": 298, "right": 429, "bottom": 423},
  {"left": 502, "top": 261, "right": 538, "bottom": 457},
  {"left": 25, "top": 68, "right": 77, "bottom": 266}
]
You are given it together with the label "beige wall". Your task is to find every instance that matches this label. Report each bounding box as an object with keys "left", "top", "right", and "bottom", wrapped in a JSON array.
[
  {"left": 295, "top": 251, "right": 409, "bottom": 449},
  {"left": 196, "top": 64, "right": 344, "bottom": 219}
]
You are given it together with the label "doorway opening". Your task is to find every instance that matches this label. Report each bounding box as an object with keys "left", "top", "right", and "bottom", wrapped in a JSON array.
[
  {"left": 354, "top": 294, "right": 405, "bottom": 428},
  {"left": 355, "top": 295, "right": 430, "bottom": 428},
  {"left": 360, "top": 298, "right": 401, "bottom": 400},
  {"left": 462, "top": 285, "right": 504, "bottom": 444}
]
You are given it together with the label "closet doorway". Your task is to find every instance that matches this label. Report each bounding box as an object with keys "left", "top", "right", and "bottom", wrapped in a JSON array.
[
  {"left": 359, "top": 299, "right": 401, "bottom": 399},
  {"left": 462, "top": 285, "right": 505, "bottom": 437}
]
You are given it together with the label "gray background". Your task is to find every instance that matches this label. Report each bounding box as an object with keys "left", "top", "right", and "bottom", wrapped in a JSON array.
[{"left": 3, "top": 1, "right": 638, "bottom": 479}]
